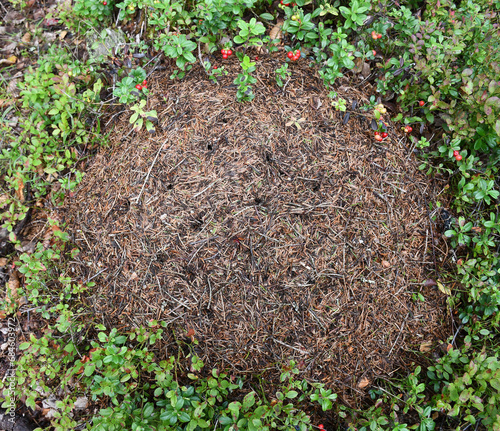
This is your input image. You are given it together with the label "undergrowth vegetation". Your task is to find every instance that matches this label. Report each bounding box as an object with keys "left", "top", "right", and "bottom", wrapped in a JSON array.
[{"left": 1, "top": 0, "right": 499, "bottom": 429}]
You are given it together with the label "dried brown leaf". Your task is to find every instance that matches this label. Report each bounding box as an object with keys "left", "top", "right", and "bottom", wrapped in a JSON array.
[
  {"left": 7, "top": 79, "right": 20, "bottom": 98},
  {"left": 15, "top": 173, "right": 24, "bottom": 201},
  {"left": 269, "top": 19, "right": 284, "bottom": 44},
  {"left": 310, "top": 96, "right": 322, "bottom": 110},
  {"left": 21, "top": 33, "right": 31, "bottom": 44},
  {"left": 0, "top": 99, "right": 13, "bottom": 108},
  {"left": 357, "top": 377, "right": 371, "bottom": 389},
  {"left": 361, "top": 62, "right": 371, "bottom": 78},
  {"left": 420, "top": 341, "right": 433, "bottom": 352},
  {"left": 0, "top": 56, "right": 17, "bottom": 66},
  {"left": 353, "top": 57, "right": 364, "bottom": 74},
  {"left": 7, "top": 271, "right": 20, "bottom": 305}
]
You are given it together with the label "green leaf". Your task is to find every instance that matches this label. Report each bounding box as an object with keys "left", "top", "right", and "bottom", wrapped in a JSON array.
[
  {"left": 448, "top": 383, "right": 459, "bottom": 401},
  {"left": 260, "top": 13, "right": 274, "bottom": 20},
  {"left": 234, "top": 35, "right": 245, "bottom": 44},
  {"left": 490, "top": 378, "right": 500, "bottom": 391},
  {"left": 339, "top": 6, "right": 350, "bottom": 17},
  {"left": 114, "top": 335, "right": 127, "bottom": 345},
  {"left": 286, "top": 390, "right": 298, "bottom": 399},
  {"left": 197, "top": 418, "right": 210, "bottom": 428},
  {"left": 228, "top": 401, "right": 242, "bottom": 414},
  {"left": 495, "top": 119, "right": 500, "bottom": 137},
  {"left": 166, "top": 46, "right": 177, "bottom": 58},
  {"left": 182, "top": 40, "right": 197, "bottom": 51},
  {"left": 243, "top": 392, "right": 255, "bottom": 410},
  {"left": 176, "top": 57, "right": 187, "bottom": 70},
  {"left": 179, "top": 412, "right": 191, "bottom": 423},
  {"left": 219, "top": 416, "right": 233, "bottom": 425},
  {"left": 84, "top": 364, "right": 96, "bottom": 376}
]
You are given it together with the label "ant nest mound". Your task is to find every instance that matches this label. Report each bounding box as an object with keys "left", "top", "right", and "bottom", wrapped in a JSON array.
[{"left": 63, "top": 59, "right": 450, "bottom": 405}]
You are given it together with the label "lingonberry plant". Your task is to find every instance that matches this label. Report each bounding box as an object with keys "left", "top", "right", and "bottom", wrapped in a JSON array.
[
  {"left": 113, "top": 67, "right": 148, "bottom": 103},
  {"left": 234, "top": 55, "right": 257, "bottom": 102},
  {"left": 275, "top": 63, "right": 291, "bottom": 88}
]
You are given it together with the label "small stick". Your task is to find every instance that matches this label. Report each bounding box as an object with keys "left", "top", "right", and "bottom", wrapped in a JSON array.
[
  {"left": 207, "top": 276, "right": 212, "bottom": 310},
  {"left": 134, "top": 139, "right": 166, "bottom": 202},
  {"left": 272, "top": 337, "right": 309, "bottom": 354},
  {"left": 388, "top": 313, "right": 409, "bottom": 357},
  {"left": 198, "top": 42, "right": 214, "bottom": 81}
]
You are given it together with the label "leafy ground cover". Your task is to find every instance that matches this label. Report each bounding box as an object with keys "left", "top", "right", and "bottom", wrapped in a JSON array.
[{"left": 0, "top": 0, "right": 499, "bottom": 429}]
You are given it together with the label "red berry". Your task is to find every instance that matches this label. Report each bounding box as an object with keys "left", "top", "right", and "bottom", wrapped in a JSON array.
[
  {"left": 296, "top": 49, "right": 301, "bottom": 56},
  {"left": 453, "top": 150, "right": 459, "bottom": 156},
  {"left": 135, "top": 84, "right": 142, "bottom": 90},
  {"left": 287, "top": 51, "right": 294, "bottom": 59},
  {"left": 222, "top": 53, "right": 228, "bottom": 59},
  {"left": 255, "top": 56, "right": 259, "bottom": 60},
  {"left": 372, "top": 50, "right": 377, "bottom": 56},
  {"left": 381, "top": 132, "right": 388, "bottom": 138},
  {"left": 455, "top": 154, "right": 463, "bottom": 161},
  {"left": 221, "top": 49, "right": 226, "bottom": 55},
  {"left": 213, "top": 66, "right": 218, "bottom": 69},
  {"left": 377, "top": 33, "right": 383, "bottom": 39},
  {"left": 419, "top": 100, "right": 425, "bottom": 107},
  {"left": 374, "top": 134, "right": 383, "bottom": 142},
  {"left": 227, "top": 49, "right": 232, "bottom": 56},
  {"left": 404, "top": 125, "right": 412, "bottom": 133},
  {"left": 371, "top": 31, "right": 377, "bottom": 39},
  {"left": 142, "top": 85, "right": 147, "bottom": 90},
  {"left": 374, "top": 131, "right": 380, "bottom": 136},
  {"left": 103, "top": 1, "right": 107, "bottom": 4},
  {"left": 142, "top": 80, "right": 147, "bottom": 86},
  {"left": 292, "top": 54, "right": 299, "bottom": 61}
]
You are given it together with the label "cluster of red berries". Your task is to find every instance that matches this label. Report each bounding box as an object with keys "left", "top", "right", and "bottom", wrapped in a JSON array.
[
  {"left": 404, "top": 125, "right": 413, "bottom": 133},
  {"left": 287, "top": 49, "right": 301, "bottom": 61},
  {"left": 371, "top": 31, "right": 382, "bottom": 39},
  {"left": 135, "top": 79, "right": 147, "bottom": 91},
  {"left": 374, "top": 131, "right": 388, "bottom": 142},
  {"left": 221, "top": 48, "right": 233, "bottom": 59},
  {"left": 453, "top": 150, "right": 462, "bottom": 161}
]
